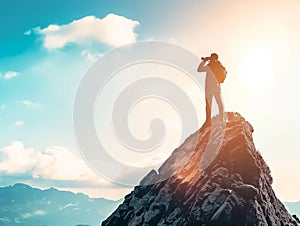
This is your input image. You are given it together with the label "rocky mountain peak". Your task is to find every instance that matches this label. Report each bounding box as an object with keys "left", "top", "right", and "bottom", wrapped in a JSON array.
[{"left": 102, "top": 112, "right": 300, "bottom": 226}]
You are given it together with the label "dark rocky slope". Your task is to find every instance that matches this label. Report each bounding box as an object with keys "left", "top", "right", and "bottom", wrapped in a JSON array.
[{"left": 102, "top": 112, "right": 300, "bottom": 226}]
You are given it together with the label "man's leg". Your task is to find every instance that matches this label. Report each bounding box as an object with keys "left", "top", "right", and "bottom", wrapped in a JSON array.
[
  {"left": 214, "top": 86, "right": 224, "bottom": 115},
  {"left": 205, "top": 91, "right": 213, "bottom": 122}
]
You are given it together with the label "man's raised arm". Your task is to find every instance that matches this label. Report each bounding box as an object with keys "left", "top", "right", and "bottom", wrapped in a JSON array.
[{"left": 197, "top": 60, "right": 207, "bottom": 72}]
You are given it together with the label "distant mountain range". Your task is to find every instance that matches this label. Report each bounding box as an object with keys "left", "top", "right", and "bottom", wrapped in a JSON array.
[
  {"left": 0, "top": 183, "right": 122, "bottom": 226},
  {"left": 0, "top": 183, "right": 298, "bottom": 226},
  {"left": 285, "top": 202, "right": 300, "bottom": 218}
]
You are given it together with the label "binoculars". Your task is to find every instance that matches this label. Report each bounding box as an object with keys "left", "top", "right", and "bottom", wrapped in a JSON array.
[{"left": 201, "top": 57, "right": 211, "bottom": 61}]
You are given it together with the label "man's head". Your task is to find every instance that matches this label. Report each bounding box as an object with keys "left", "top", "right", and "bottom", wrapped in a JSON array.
[{"left": 210, "top": 53, "right": 218, "bottom": 61}]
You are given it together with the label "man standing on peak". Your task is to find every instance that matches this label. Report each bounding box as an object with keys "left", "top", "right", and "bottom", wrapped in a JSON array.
[{"left": 197, "top": 53, "right": 226, "bottom": 123}]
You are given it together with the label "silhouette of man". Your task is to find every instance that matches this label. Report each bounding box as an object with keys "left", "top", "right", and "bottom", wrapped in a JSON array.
[{"left": 197, "top": 53, "right": 224, "bottom": 123}]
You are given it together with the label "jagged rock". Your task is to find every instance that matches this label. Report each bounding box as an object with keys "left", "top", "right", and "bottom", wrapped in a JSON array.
[
  {"left": 140, "top": 169, "right": 159, "bottom": 186},
  {"left": 232, "top": 182, "right": 258, "bottom": 201},
  {"left": 102, "top": 112, "right": 299, "bottom": 226},
  {"left": 293, "top": 215, "right": 300, "bottom": 224}
]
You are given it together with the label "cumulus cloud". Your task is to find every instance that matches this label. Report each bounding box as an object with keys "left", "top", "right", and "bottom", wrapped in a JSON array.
[
  {"left": 34, "top": 14, "right": 140, "bottom": 49},
  {"left": 0, "top": 142, "right": 108, "bottom": 185},
  {"left": 15, "top": 121, "right": 25, "bottom": 127},
  {"left": 0, "top": 142, "right": 35, "bottom": 173},
  {"left": 3, "top": 71, "right": 19, "bottom": 80},
  {"left": 33, "top": 146, "right": 100, "bottom": 182}
]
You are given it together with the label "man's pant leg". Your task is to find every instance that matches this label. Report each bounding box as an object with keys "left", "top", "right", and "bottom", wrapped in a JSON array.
[
  {"left": 205, "top": 90, "right": 213, "bottom": 121},
  {"left": 214, "top": 85, "right": 224, "bottom": 114}
]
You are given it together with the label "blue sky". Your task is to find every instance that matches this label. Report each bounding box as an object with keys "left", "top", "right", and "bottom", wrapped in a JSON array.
[
  {"left": 0, "top": 0, "right": 196, "bottom": 148},
  {"left": 0, "top": 0, "right": 300, "bottom": 200},
  {"left": 0, "top": 0, "right": 206, "bottom": 199},
  {"left": 0, "top": 0, "right": 195, "bottom": 57}
]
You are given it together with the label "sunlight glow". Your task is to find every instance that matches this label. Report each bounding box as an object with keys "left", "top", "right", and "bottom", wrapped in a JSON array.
[{"left": 241, "top": 48, "right": 274, "bottom": 96}]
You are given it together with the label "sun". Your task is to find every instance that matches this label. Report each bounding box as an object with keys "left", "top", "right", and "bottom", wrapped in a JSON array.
[{"left": 241, "top": 48, "right": 274, "bottom": 95}]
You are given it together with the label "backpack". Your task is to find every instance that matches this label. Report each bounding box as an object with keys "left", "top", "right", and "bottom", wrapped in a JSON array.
[{"left": 209, "top": 61, "right": 227, "bottom": 83}]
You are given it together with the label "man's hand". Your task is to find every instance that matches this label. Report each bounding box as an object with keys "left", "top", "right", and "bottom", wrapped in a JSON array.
[{"left": 201, "top": 57, "right": 210, "bottom": 62}]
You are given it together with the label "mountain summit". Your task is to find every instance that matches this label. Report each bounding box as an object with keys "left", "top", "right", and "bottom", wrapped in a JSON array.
[{"left": 102, "top": 112, "right": 300, "bottom": 226}]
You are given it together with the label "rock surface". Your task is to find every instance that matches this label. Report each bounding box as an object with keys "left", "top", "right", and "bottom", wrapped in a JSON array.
[{"left": 102, "top": 112, "right": 300, "bottom": 226}]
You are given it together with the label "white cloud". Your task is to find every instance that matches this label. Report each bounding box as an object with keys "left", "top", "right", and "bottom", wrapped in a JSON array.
[
  {"left": 0, "top": 104, "right": 5, "bottom": 109},
  {"left": 21, "top": 210, "right": 46, "bottom": 219},
  {"left": 15, "top": 121, "right": 25, "bottom": 127},
  {"left": 3, "top": 71, "right": 19, "bottom": 80},
  {"left": 59, "top": 202, "right": 78, "bottom": 210},
  {"left": 34, "top": 13, "right": 139, "bottom": 49},
  {"left": 24, "top": 30, "right": 31, "bottom": 35},
  {"left": 13, "top": 100, "right": 43, "bottom": 109},
  {"left": 0, "top": 141, "right": 108, "bottom": 185},
  {"left": 21, "top": 100, "right": 43, "bottom": 108},
  {"left": 0, "top": 141, "right": 36, "bottom": 173},
  {"left": 33, "top": 146, "right": 101, "bottom": 182},
  {"left": 0, "top": 217, "right": 10, "bottom": 223},
  {"left": 81, "top": 50, "right": 103, "bottom": 62}
]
